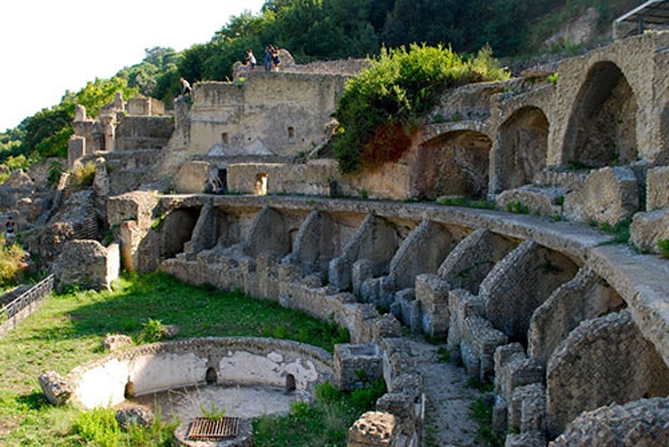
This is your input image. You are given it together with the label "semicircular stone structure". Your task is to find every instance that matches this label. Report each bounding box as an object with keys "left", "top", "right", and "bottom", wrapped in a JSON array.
[{"left": 107, "top": 192, "right": 669, "bottom": 444}]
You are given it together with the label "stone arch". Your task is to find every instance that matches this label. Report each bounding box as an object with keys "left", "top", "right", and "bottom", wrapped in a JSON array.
[
  {"left": 160, "top": 207, "right": 200, "bottom": 259},
  {"left": 205, "top": 367, "right": 218, "bottom": 384},
  {"left": 413, "top": 130, "right": 491, "bottom": 200},
  {"left": 563, "top": 61, "right": 638, "bottom": 168},
  {"left": 496, "top": 106, "right": 549, "bottom": 192}
]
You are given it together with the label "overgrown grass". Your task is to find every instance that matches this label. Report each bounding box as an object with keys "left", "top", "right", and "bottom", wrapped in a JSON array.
[
  {"left": 253, "top": 379, "right": 386, "bottom": 447},
  {"left": 0, "top": 272, "right": 350, "bottom": 445},
  {"left": 659, "top": 239, "right": 669, "bottom": 259},
  {"left": 437, "top": 196, "right": 497, "bottom": 210}
]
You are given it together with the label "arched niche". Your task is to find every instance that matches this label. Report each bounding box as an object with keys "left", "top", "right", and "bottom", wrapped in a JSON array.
[
  {"left": 412, "top": 130, "right": 491, "bottom": 200},
  {"left": 497, "top": 106, "right": 549, "bottom": 191},
  {"left": 562, "top": 61, "right": 638, "bottom": 169}
]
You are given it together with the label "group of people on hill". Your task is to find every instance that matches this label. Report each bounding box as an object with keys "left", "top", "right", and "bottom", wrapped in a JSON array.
[
  {"left": 245, "top": 45, "right": 280, "bottom": 72},
  {"left": 177, "top": 45, "right": 282, "bottom": 100}
]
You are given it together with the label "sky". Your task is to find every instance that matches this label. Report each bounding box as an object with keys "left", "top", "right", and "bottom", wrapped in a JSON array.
[{"left": 0, "top": 0, "right": 266, "bottom": 132}]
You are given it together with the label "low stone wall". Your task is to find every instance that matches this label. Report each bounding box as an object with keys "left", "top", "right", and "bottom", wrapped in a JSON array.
[{"left": 67, "top": 337, "right": 333, "bottom": 409}]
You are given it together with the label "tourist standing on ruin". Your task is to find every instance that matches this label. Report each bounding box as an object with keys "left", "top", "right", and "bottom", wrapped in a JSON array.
[
  {"left": 246, "top": 49, "right": 257, "bottom": 71},
  {"left": 263, "top": 45, "right": 274, "bottom": 71},
  {"left": 5, "top": 216, "right": 15, "bottom": 244},
  {"left": 271, "top": 47, "right": 281, "bottom": 72},
  {"left": 179, "top": 77, "right": 193, "bottom": 97}
]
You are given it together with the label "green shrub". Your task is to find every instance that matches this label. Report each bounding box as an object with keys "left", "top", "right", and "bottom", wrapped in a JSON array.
[
  {"left": 138, "top": 318, "right": 165, "bottom": 343},
  {"left": 333, "top": 44, "right": 509, "bottom": 174},
  {"left": 72, "top": 407, "right": 121, "bottom": 447},
  {"left": 72, "top": 160, "right": 96, "bottom": 188},
  {"left": 658, "top": 239, "right": 669, "bottom": 259},
  {"left": 0, "top": 241, "right": 29, "bottom": 285}
]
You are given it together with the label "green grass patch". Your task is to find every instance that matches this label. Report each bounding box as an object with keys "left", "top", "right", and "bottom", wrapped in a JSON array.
[
  {"left": 253, "top": 379, "right": 385, "bottom": 447},
  {"left": 659, "top": 239, "right": 669, "bottom": 259},
  {"left": 471, "top": 397, "right": 505, "bottom": 447},
  {"left": 437, "top": 196, "right": 497, "bottom": 210},
  {"left": 0, "top": 272, "right": 350, "bottom": 445}
]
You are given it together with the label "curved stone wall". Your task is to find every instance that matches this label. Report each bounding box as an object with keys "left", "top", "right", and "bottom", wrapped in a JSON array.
[{"left": 67, "top": 337, "right": 333, "bottom": 409}]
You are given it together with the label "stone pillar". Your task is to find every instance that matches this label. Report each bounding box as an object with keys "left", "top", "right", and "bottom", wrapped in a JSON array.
[
  {"left": 74, "top": 104, "right": 86, "bottom": 121},
  {"left": 68, "top": 136, "right": 86, "bottom": 169}
]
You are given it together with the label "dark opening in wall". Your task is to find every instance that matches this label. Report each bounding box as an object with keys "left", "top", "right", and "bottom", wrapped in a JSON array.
[
  {"left": 124, "top": 378, "right": 135, "bottom": 398},
  {"left": 205, "top": 367, "right": 218, "bottom": 385},
  {"left": 255, "top": 173, "right": 268, "bottom": 195},
  {"left": 222, "top": 133, "right": 229, "bottom": 145},
  {"left": 288, "top": 127, "right": 296, "bottom": 144},
  {"left": 285, "top": 374, "right": 296, "bottom": 393}
]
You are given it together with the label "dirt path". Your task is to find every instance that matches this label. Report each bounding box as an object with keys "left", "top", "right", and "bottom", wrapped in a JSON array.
[{"left": 404, "top": 336, "right": 487, "bottom": 447}]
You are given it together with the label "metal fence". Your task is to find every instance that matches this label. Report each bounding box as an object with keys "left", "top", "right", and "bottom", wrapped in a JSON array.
[{"left": 0, "top": 274, "right": 54, "bottom": 338}]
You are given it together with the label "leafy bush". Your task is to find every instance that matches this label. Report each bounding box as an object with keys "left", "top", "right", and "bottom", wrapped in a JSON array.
[
  {"left": 138, "top": 318, "right": 165, "bottom": 343},
  {"left": 0, "top": 240, "right": 29, "bottom": 285},
  {"left": 333, "top": 44, "right": 509, "bottom": 173}
]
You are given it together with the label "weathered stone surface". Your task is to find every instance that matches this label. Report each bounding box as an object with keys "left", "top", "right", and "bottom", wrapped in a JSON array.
[
  {"left": 39, "top": 371, "right": 73, "bottom": 406},
  {"left": 550, "top": 398, "right": 669, "bottom": 447},
  {"left": 103, "top": 334, "right": 133, "bottom": 351},
  {"left": 630, "top": 208, "right": 669, "bottom": 254},
  {"left": 546, "top": 309, "right": 669, "bottom": 438},
  {"left": 335, "top": 343, "right": 383, "bottom": 391},
  {"left": 115, "top": 406, "right": 154, "bottom": 430},
  {"left": 52, "top": 240, "right": 120, "bottom": 291},
  {"left": 496, "top": 185, "right": 564, "bottom": 218},
  {"left": 646, "top": 166, "right": 669, "bottom": 210},
  {"left": 348, "top": 411, "right": 397, "bottom": 447},
  {"left": 564, "top": 167, "right": 640, "bottom": 226}
]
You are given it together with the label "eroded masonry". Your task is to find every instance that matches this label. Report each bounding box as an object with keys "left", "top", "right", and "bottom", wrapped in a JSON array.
[{"left": 22, "top": 28, "right": 669, "bottom": 447}]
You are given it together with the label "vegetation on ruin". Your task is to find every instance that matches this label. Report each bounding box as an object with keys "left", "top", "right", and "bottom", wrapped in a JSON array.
[
  {"left": 0, "top": 272, "right": 350, "bottom": 445},
  {"left": 0, "top": 239, "right": 30, "bottom": 288},
  {"left": 0, "top": 0, "right": 642, "bottom": 180},
  {"left": 254, "top": 379, "right": 386, "bottom": 446},
  {"left": 333, "top": 44, "right": 509, "bottom": 173}
]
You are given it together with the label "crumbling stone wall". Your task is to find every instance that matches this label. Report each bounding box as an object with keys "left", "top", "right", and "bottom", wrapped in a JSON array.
[
  {"left": 550, "top": 397, "right": 669, "bottom": 447},
  {"left": 528, "top": 266, "right": 624, "bottom": 367},
  {"left": 482, "top": 241, "right": 579, "bottom": 344},
  {"left": 546, "top": 309, "right": 669, "bottom": 438}
]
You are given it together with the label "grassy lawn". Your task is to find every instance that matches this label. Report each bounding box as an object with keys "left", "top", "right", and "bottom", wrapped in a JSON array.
[{"left": 0, "top": 272, "right": 354, "bottom": 446}]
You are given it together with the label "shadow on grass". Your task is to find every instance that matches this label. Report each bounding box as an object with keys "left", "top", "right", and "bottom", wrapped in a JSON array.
[
  {"left": 36, "top": 272, "right": 349, "bottom": 353},
  {"left": 16, "top": 391, "right": 49, "bottom": 411}
]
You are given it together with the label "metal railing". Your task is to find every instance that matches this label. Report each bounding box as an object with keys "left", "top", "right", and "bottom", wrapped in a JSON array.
[{"left": 0, "top": 274, "right": 54, "bottom": 338}]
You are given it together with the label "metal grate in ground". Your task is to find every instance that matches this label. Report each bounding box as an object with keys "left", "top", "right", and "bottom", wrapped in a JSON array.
[{"left": 186, "top": 416, "right": 240, "bottom": 440}]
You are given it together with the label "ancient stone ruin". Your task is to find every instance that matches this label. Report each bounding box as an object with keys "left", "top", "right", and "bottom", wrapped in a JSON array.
[{"left": 4, "top": 23, "right": 669, "bottom": 447}]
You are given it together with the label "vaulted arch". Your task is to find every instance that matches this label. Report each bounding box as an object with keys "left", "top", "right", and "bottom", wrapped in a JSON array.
[
  {"left": 563, "top": 61, "right": 638, "bottom": 168},
  {"left": 412, "top": 130, "right": 491, "bottom": 200},
  {"left": 497, "top": 106, "right": 549, "bottom": 191}
]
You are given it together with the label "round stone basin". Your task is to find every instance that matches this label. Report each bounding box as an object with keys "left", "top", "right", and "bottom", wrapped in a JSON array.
[
  {"left": 130, "top": 383, "right": 311, "bottom": 421},
  {"left": 67, "top": 337, "right": 333, "bottom": 415}
]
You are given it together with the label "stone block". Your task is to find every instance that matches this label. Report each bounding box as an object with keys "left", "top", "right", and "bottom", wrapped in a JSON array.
[
  {"left": 348, "top": 411, "right": 398, "bottom": 447},
  {"left": 496, "top": 185, "right": 564, "bottom": 218},
  {"left": 415, "top": 273, "right": 451, "bottom": 339},
  {"left": 39, "top": 371, "right": 72, "bottom": 406},
  {"left": 335, "top": 343, "right": 383, "bottom": 391},
  {"left": 102, "top": 334, "right": 133, "bottom": 351},
  {"left": 376, "top": 392, "right": 416, "bottom": 436},
  {"left": 630, "top": 208, "right": 669, "bottom": 254},
  {"left": 646, "top": 166, "right": 669, "bottom": 210},
  {"left": 564, "top": 166, "right": 640, "bottom": 226}
]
